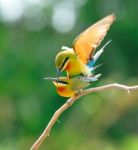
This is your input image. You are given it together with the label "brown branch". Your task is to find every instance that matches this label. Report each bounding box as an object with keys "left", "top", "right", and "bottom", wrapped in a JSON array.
[{"left": 31, "top": 83, "right": 138, "bottom": 150}]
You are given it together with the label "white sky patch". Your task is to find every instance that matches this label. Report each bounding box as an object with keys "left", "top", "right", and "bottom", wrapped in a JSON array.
[
  {"left": 24, "top": 0, "right": 46, "bottom": 8},
  {"left": 24, "top": 11, "right": 47, "bottom": 31},
  {"left": 0, "top": 0, "right": 24, "bottom": 22},
  {"left": 52, "top": 2, "right": 76, "bottom": 33},
  {"left": 67, "top": 0, "right": 88, "bottom": 8},
  {"left": 23, "top": 2, "right": 47, "bottom": 31},
  {"left": 25, "top": 0, "right": 42, "bottom": 4}
]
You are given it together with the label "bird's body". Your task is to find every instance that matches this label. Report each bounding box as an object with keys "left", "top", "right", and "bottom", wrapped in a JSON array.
[
  {"left": 54, "top": 77, "right": 90, "bottom": 97},
  {"left": 56, "top": 48, "right": 90, "bottom": 77},
  {"left": 55, "top": 14, "right": 116, "bottom": 78},
  {"left": 45, "top": 14, "right": 116, "bottom": 97},
  {"left": 45, "top": 74, "right": 101, "bottom": 97}
]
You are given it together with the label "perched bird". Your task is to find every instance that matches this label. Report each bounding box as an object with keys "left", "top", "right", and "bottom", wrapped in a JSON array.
[
  {"left": 45, "top": 74, "right": 101, "bottom": 97},
  {"left": 55, "top": 14, "right": 116, "bottom": 78}
]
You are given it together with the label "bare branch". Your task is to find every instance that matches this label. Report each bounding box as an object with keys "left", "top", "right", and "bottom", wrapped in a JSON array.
[{"left": 31, "top": 83, "right": 138, "bottom": 150}]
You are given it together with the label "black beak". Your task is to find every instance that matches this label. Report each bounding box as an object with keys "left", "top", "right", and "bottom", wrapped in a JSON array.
[
  {"left": 56, "top": 69, "right": 61, "bottom": 82},
  {"left": 44, "top": 77, "right": 68, "bottom": 85},
  {"left": 44, "top": 77, "right": 57, "bottom": 82}
]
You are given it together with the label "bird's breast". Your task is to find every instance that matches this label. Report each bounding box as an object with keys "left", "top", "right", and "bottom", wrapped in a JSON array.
[
  {"left": 57, "top": 86, "right": 75, "bottom": 97},
  {"left": 65, "top": 59, "right": 90, "bottom": 77}
]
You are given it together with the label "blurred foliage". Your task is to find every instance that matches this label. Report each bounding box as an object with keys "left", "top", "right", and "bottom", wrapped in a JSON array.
[{"left": 0, "top": 0, "right": 138, "bottom": 149}]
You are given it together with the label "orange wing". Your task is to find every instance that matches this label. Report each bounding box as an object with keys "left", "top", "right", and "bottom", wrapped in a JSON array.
[{"left": 73, "top": 14, "right": 116, "bottom": 64}]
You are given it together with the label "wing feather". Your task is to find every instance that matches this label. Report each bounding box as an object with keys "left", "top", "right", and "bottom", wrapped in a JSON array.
[{"left": 73, "top": 14, "right": 116, "bottom": 64}]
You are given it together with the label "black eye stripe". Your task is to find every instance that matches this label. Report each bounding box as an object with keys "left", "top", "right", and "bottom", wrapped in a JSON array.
[
  {"left": 57, "top": 80, "right": 68, "bottom": 84},
  {"left": 60, "top": 57, "right": 69, "bottom": 70}
]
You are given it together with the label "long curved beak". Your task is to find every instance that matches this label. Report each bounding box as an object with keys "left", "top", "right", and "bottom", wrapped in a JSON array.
[
  {"left": 44, "top": 77, "right": 57, "bottom": 82},
  {"left": 56, "top": 69, "right": 61, "bottom": 81}
]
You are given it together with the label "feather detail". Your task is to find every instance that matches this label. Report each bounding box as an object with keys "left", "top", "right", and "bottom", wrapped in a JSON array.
[
  {"left": 87, "top": 40, "right": 111, "bottom": 68},
  {"left": 73, "top": 14, "right": 115, "bottom": 64},
  {"left": 79, "top": 74, "right": 102, "bottom": 82},
  {"left": 61, "top": 46, "right": 70, "bottom": 50}
]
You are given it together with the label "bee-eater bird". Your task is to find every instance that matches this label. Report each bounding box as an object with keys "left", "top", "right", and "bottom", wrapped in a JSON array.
[
  {"left": 55, "top": 14, "right": 116, "bottom": 78},
  {"left": 45, "top": 74, "right": 101, "bottom": 97}
]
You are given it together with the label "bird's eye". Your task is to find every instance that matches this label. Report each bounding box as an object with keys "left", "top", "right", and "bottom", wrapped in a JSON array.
[
  {"left": 60, "top": 56, "right": 69, "bottom": 70},
  {"left": 57, "top": 80, "right": 68, "bottom": 84}
]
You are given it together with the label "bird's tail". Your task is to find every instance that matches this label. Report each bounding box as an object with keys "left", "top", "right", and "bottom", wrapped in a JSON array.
[
  {"left": 89, "top": 64, "right": 103, "bottom": 72},
  {"left": 87, "top": 40, "right": 111, "bottom": 69},
  {"left": 79, "top": 73, "right": 102, "bottom": 82}
]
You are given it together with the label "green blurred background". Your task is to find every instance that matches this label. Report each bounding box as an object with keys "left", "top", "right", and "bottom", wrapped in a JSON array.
[{"left": 0, "top": 0, "right": 138, "bottom": 149}]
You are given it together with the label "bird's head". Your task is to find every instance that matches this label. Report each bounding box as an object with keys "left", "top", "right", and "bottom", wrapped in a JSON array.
[
  {"left": 45, "top": 77, "right": 75, "bottom": 97},
  {"left": 55, "top": 49, "right": 74, "bottom": 78},
  {"left": 44, "top": 77, "right": 69, "bottom": 87}
]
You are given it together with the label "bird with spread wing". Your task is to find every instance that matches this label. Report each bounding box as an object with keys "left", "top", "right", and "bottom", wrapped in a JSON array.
[{"left": 55, "top": 14, "right": 116, "bottom": 78}]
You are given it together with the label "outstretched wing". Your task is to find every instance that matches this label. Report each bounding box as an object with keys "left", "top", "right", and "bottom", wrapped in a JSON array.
[{"left": 73, "top": 14, "right": 115, "bottom": 64}]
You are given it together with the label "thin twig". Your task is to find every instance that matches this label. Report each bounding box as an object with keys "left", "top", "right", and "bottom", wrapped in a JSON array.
[{"left": 31, "top": 83, "right": 138, "bottom": 150}]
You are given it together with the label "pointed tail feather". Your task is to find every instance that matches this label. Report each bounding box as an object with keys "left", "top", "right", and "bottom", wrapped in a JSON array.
[
  {"left": 89, "top": 64, "right": 103, "bottom": 72},
  {"left": 90, "top": 73, "right": 102, "bottom": 81},
  {"left": 93, "top": 40, "right": 111, "bottom": 62},
  {"left": 87, "top": 40, "right": 111, "bottom": 68},
  {"left": 79, "top": 73, "right": 102, "bottom": 82}
]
